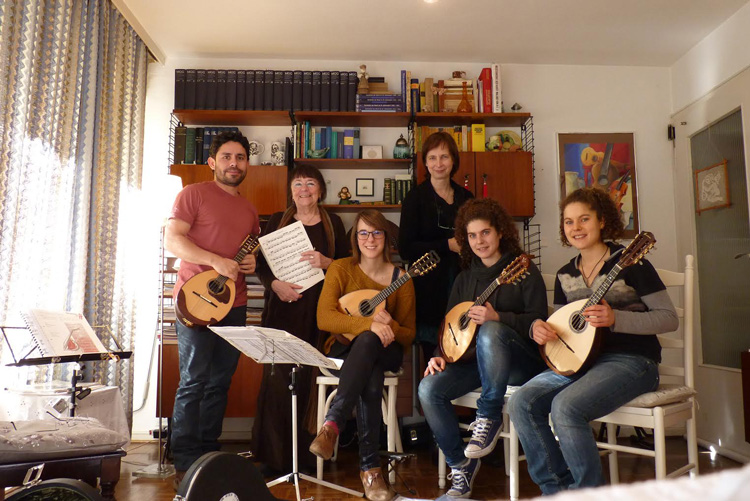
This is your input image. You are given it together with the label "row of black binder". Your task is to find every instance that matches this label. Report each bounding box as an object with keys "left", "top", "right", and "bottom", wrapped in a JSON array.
[{"left": 174, "top": 69, "right": 360, "bottom": 112}]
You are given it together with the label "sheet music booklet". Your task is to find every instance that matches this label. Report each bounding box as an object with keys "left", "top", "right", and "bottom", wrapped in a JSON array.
[
  {"left": 258, "top": 220, "right": 325, "bottom": 293},
  {"left": 20, "top": 309, "right": 109, "bottom": 358},
  {"left": 210, "top": 325, "right": 337, "bottom": 370}
]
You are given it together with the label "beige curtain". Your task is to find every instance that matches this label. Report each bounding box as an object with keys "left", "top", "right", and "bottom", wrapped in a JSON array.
[{"left": 0, "top": 0, "right": 148, "bottom": 427}]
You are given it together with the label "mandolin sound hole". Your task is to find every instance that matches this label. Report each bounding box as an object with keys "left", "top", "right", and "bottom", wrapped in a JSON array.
[
  {"left": 359, "top": 301, "right": 374, "bottom": 317},
  {"left": 570, "top": 312, "right": 587, "bottom": 333},
  {"left": 458, "top": 313, "right": 470, "bottom": 331},
  {"left": 208, "top": 280, "right": 225, "bottom": 295}
]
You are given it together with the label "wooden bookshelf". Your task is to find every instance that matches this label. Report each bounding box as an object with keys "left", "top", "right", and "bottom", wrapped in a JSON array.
[
  {"left": 294, "top": 111, "right": 410, "bottom": 127},
  {"left": 414, "top": 112, "right": 531, "bottom": 127},
  {"left": 173, "top": 109, "right": 291, "bottom": 126},
  {"left": 322, "top": 204, "right": 401, "bottom": 212},
  {"left": 293, "top": 158, "right": 411, "bottom": 170}
]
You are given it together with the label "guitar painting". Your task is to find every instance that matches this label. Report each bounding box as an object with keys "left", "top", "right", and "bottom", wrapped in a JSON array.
[
  {"left": 439, "top": 254, "right": 531, "bottom": 363},
  {"left": 540, "top": 231, "right": 656, "bottom": 376},
  {"left": 175, "top": 234, "right": 260, "bottom": 327}
]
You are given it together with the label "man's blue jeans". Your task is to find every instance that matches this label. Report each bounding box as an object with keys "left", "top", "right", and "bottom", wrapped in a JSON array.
[
  {"left": 171, "top": 306, "right": 244, "bottom": 471},
  {"left": 508, "top": 352, "right": 659, "bottom": 494},
  {"left": 418, "top": 321, "right": 545, "bottom": 467}
]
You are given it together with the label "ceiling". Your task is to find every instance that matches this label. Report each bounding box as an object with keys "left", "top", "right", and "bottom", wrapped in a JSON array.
[{"left": 118, "top": 0, "right": 749, "bottom": 67}]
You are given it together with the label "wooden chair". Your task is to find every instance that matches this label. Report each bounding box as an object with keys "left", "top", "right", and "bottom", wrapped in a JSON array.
[
  {"left": 315, "top": 367, "right": 403, "bottom": 482},
  {"left": 594, "top": 255, "right": 699, "bottom": 481}
]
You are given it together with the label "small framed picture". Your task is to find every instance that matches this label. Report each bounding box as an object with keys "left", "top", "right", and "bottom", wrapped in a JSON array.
[
  {"left": 694, "top": 160, "right": 731, "bottom": 213},
  {"left": 361, "top": 145, "right": 383, "bottom": 159},
  {"left": 356, "top": 178, "right": 375, "bottom": 197}
]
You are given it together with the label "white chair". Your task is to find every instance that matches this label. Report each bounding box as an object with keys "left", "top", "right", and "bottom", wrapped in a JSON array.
[
  {"left": 315, "top": 367, "right": 404, "bottom": 482},
  {"left": 594, "top": 255, "right": 699, "bottom": 482},
  {"left": 437, "top": 387, "right": 523, "bottom": 501}
]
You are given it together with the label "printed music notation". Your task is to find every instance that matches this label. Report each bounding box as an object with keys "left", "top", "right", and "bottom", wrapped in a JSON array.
[
  {"left": 258, "top": 220, "right": 325, "bottom": 293},
  {"left": 210, "top": 326, "right": 338, "bottom": 369}
]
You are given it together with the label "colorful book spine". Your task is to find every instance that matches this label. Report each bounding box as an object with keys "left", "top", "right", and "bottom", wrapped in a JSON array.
[
  {"left": 352, "top": 128, "right": 361, "bottom": 159},
  {"left": 410, "top": 78, "right": 420, "bottom": 113},
  {"left": 471, "top": 123, "right": 486, "bottom": 152},
  {"left": 343, "top": 129, "right": 354, "bottom": 159}
]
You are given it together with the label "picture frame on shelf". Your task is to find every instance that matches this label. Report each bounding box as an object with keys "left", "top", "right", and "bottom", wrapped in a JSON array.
[
  {"left": 361, "top": 145, "right": 383, "bottom": 159},
  {"left": 694, "top": 159, "right": 730, "bottom": 214},
  {"left": 356, "top": 178, "right": 375, "bottom": 197},
  {"left": 557, "top": 132, "right": 639, "bottom": 238}
]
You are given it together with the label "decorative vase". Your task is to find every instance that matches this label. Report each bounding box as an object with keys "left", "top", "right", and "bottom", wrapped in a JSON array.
[
  {"left": 456, "top": 81, "right": 472, "bottom": 113},
  {"left": 393, "top": 134, "right": 411, "bottom": 159}
]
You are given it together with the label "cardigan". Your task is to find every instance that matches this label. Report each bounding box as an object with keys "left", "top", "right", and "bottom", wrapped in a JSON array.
[{"left": 317, "top": 257, "right": 416, "bottom": 354}]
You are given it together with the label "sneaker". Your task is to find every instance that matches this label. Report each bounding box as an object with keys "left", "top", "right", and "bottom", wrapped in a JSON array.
[
  {"left": 309, "top": 423, "right": 338, "bottom": 460},
  {"left": 446, "top": 458, "right": 480, "bottom": 498},
  {"left": 464, "top": 417, "right": 503, "bottom": 458}
]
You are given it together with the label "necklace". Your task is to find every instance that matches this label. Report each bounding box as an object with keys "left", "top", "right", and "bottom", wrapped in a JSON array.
[
  {"left": 296, "top": 210, "right": 320, "bottom": 225},
  {"left": 579, "top": 247, "right": 609, "bottom": 286}
]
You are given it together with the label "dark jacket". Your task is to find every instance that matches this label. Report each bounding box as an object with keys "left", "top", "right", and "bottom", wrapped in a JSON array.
[{"left": 399, "top": 180, "right": 474, "bottom": 329}]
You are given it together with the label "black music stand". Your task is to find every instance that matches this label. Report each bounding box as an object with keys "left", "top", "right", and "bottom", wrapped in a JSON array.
[{"left": 210, "top": 326, "right": 363, "bottom": 501}]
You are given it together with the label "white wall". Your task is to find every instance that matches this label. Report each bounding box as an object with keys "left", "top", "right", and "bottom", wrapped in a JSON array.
[
  {"left": 670, "top": 3, "right": 750, "bottom": 462},
  {"left": 133, "top": 57, "right": 676, "bottom": 439},
  {"left": 671, "top": 1, "right": 750, "bottom": 114}
]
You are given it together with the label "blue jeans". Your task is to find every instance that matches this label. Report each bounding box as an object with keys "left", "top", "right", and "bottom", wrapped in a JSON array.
[
  {"left": 418, "top": 321, "right": 546, "bottom": 467},
  {"left": 508, "top": 353, "right": 660, "bottom": 494},
  {"left": 325, "top": 331, "right": 403, "bottom": 471},
  {"left": 171, "top": 306, "right": 244, "bottom": 471}
]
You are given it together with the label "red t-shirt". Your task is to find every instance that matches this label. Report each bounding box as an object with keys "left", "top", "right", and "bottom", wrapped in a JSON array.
[{"left": 171, "top": 181, "right": 260, "bottom": 307}]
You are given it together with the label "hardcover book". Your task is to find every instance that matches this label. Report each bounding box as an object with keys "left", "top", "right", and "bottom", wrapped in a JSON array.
[
  {"left": 184, "top": 69, "right": 197, "bottom": 109},
  {"left": 491, "top": 63, "right": 502, "bottom": 112},
  {"left": 174, "top": 126, "right": 187, "bottom": 164},
  {"left": 264, "top": 70, "right": 274, "bottom": 111},
  {"left": 339, "top": 71, "right": 348, "bottom": 112},
  {"left": 302, "top": 71, "right": 312, "bottom": 111},
  {"left": 292, "top": 70, "right": 303, "bottom": 111},
  {"left": 320, "top": 71, "right": 331, "bottom": 111},
  {"left": 348, "top": 71, "right": 357, "bottom": 111},
  {"left": 226, "top": 70, "right": 237, "bottom": 110},
  {"left": 330, "top": 71, "right": 340, "bottom": 112},
  {"left": 184, "top": 127, "right": 197, "bottom": 164},
  {"left": 205, "top": 69, "right": 217, "bottom": 110},
  {"left": 195, "top": 127, "right": 204, "bottom": 164},
  {"left": 272, "top": 71, "right": 283, "bottom": 111},
  {"left": 311, "top": 71, "right": 322, "bottom": 112},
  {"left": 174, "top": 69, "right": 186, "bottom": 109},
  {"left": 254, "top": 70, "right": 264, "bottom": 111},
  {"left": 195, "top": 69, "right": 207, "bottom": 109},
  {"left": 236, "top": 70, "right": 246, "bottom": 110},
  {"left": 282, "top": 70, "right": 293, "bottom": 111},
  {"left": 244, "top": 70, "right": 255, "bottom": 111},
  {"left": 216, "top": 69, "right": 227, "bottom": 110}
]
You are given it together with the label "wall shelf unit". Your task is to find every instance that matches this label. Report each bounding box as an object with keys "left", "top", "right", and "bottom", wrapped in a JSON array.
[{"left": 294, "top": 158, "right": 411, "bottom": 170}]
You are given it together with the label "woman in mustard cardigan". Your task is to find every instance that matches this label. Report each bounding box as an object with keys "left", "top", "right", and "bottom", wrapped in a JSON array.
[{"left": 310, "top": 209, "right": 415, "bottom": 501}]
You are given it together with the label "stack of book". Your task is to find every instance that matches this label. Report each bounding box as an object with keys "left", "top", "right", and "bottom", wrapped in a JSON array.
[
  {"left": 355, "top": 93, "right": 403, "bottom": 112},
  {"left": 173, "top": 126, "right": 240, "bottom": 165},
  {"left": 383, "top": 174, "right": 413, "bottom": 204},
  {"left": 174, "top": 69, "right": 359, "bottom": 112}
]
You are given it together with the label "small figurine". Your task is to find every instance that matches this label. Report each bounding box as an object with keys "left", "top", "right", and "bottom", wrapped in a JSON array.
[
  {"left": 357, "top": 64, "right": 369, "bottom": 94},
  {"left": 338, "top": 186, "right": 352, "bottom": 204}
]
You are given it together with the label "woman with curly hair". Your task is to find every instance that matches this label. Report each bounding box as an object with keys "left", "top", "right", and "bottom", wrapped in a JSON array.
[
  {"left": 509, "top": 187, "right": 677, "bottom": 495},
  {"left": 418, "top": 198, "right": 547, "bottom": 498}
]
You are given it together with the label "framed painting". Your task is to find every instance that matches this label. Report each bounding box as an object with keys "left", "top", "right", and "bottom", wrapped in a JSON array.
[
  {"left": 558, "top": 132, "right": 639, "bottom": 238},
  {"left": 356, "top": 178, "right": 375, "bottom": 197},
  {"left": 694, "top": 160, "right": 730, "bottom": 213}
]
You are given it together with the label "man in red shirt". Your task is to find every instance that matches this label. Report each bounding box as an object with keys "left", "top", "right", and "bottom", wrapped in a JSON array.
[{"left": 166, "top": 131, "right": 260, "bottom": 486}]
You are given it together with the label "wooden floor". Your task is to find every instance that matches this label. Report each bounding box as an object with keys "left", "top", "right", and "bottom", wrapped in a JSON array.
[{"left": 116, "top": 435, "right": 742, "bottom": 500}]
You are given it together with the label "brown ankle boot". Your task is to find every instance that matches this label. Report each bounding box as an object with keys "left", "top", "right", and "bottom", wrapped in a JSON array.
[
  {"left": 360, "top": 467, "right": 394, "bottom": 501},
  {"left": 309, "top": 423, "right": 338, "bottom": 460}
]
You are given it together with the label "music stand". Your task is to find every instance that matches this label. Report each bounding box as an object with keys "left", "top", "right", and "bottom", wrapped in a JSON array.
[{"left": 210, "top": 326, "right": 363, "bottom": 501}]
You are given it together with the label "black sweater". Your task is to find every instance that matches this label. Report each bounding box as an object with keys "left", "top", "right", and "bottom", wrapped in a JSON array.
[
  {"left": 399, "top": 180, "right": 474, "bottom": 328},
  {"left": 448, "top": 251, "right": 548, "bottom": 346}
]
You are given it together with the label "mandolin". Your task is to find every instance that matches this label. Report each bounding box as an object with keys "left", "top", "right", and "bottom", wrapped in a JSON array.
[
  {"left": 337, "top": 250, "right": 440, "bottom": 321},
  {"left": 540, "top": 231, "right": 656, "bottom": 376},
  {"left": 175, "top": 234, "right": 260, "bottom": 327},
  {"left": 439, "top": 254, "right": 530, "bottom": 363}
]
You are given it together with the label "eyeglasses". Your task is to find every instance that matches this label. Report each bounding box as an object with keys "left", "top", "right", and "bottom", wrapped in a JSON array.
[
  {"left": 356, "top": 230, "right": 385, "bottom": 240},
  {"left": 436, "top": 205, "right": 455, "bottom": 231}
]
